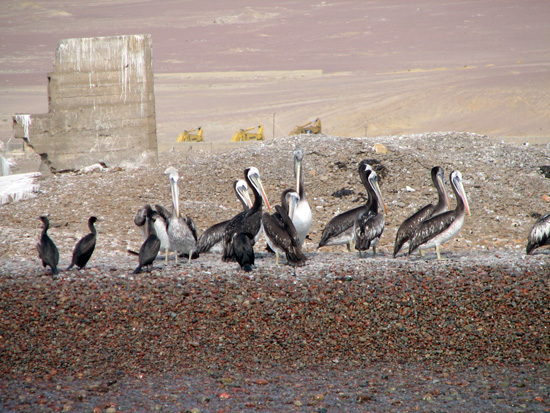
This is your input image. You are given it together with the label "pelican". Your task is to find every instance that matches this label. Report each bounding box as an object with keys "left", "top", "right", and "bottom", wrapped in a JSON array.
[
  {"left": 67, "top": 216, "right": 98, "bottom": 270},
  {"left": 393, "top": 166, "right": 451, "bottom": 257},
  {"left": 197, "top": 179, "right": 253, "bottom": 254},
  {"left": 222, "top": 167, "right": 271, "bottom": 262},
  {"left": 233, "top": 232, "right": 255, "bottom": 272},
  {"left": 133, "top": 212, "right": 161, "bottom": 274},
  {"left": 318, "top": 163, "right": 374, "bottom": 251},
  {"left": 164, "top": 167, "right": 198, "bottom": 263},
  {"left": 36, "top": 216, "right": 59, "bottom": 276},
  {"left": 354, "top": 168, "right": 388, "bottom": 257},
  {"left": 408, "top": 170, "right": 470, "bottom": 260},
  {"left": 263, "top": 189, "right": 307, "bottom": 266},
  {"left": 526, "top": 212, "right": 550, "bottom": 255},
  {"left": 292, "top": 148, "right": 312, "bottom": 248}
]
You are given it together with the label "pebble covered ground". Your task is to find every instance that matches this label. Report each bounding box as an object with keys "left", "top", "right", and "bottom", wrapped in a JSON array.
[{"left": 1, "top": 132, "right": 549, "bottom": 411}]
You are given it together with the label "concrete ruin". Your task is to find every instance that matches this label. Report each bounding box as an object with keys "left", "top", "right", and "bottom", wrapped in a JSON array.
[{"left": 12, "top": 34, "right": 158, "bottom": 173}]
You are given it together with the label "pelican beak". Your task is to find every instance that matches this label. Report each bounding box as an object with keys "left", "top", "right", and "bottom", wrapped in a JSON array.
[
  {"left": 459, "top": 181, "right": 471, "bottom": 216},
  {"left": 170, "top": 175, "right": 180, "bottom": 218},
  {"left": 372, "top": 178, "right": 388, "bottom": 215},
  {"left": 261, "top": 185, "right": 272, "bottom": 214},
  {"left": 250, "top": 171, "right": 272, "bottom": 213}
]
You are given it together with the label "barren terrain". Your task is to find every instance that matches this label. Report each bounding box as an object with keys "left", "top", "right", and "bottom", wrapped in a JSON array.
[
  {"left": 1, "top": 132, "right": 550, "bottom": 411},
  {"left": 1, "top": 1, "right": 550, "bottom": 411}
]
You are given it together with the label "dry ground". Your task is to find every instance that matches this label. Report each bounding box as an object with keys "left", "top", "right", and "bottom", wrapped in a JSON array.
[
  {"left": 1, "top": 132, "right": 550, "bottom": 411},
  {"left": 1, "top": 1, "right": 550, "bottom": 411}
]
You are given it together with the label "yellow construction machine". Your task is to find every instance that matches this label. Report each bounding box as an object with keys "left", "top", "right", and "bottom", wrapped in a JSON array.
[
  {"left": 290, "top": 118, "right": 322, "bottom": 135},
  {"left": 231, "top": 125, "right": 264, "bottom": 142},
  {"left": 177, "top": 126, "right": 204, "bottom": 142}
]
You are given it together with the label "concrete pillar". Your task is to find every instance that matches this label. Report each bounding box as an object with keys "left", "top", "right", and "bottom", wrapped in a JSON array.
[{"left": 12, "top": 34, "right": 158, "bottom": 172}]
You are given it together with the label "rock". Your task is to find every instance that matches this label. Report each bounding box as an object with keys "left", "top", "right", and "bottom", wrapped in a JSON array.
[{"left": 373, "top": 143, "right": 388, "bottom": 154}]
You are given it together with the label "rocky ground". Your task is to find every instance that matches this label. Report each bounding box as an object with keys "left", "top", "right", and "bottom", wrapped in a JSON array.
[{"left": 1, "top": 132, "right": 550, "bottom": 411}]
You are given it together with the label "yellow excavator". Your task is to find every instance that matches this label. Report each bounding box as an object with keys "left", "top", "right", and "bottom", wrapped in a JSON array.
[
  {"left": 177, "top": 126, "right": 204, "bottom": 142},
  {"left": 290, "top": 118, "right": 322, "bottom": 135},
  {"left": 231, "top": 125, "right": 264, "bottom": 142}
]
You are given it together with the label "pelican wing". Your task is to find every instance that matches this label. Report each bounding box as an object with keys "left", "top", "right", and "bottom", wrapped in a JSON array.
[
  {"left": 393, "top": 203, "right": 435, "bottom": 256},
  {"left": 197, "top": 220, "right": 230, "bottom": 253},
  {"left": 318, "top": 205, "right": 365, "bottom": 247},
  {"left": 355, "top": 211, "right": 385, "bottom": 251},
  {"left": 186, "top": 215, "right": 198, "bottom": 241},
  {"left": 526, "top": 212, "right": 550, "bottom": 254},
  {"left": 408, "top": 211, "right": 456, "bottom": 254},
  {"left": 263, "top": 210, "right": 294, "bottom": 253}
]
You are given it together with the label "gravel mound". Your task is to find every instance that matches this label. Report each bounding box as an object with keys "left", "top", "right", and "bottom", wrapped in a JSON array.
[{"left": 1, "top": 132, "right": 549, "bottom": 411}]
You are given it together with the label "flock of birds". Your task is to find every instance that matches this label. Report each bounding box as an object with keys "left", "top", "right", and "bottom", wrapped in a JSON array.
[{"left": 36, "top": 148, "right": 550, "bottom": 276}]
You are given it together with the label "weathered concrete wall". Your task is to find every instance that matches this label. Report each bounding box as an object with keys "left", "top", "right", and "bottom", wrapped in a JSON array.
[{"left": 12, "top": 34, "right": 157, "bottom": 172}]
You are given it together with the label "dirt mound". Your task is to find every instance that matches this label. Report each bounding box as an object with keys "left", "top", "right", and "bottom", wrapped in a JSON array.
[{"left": 1, "top": 132, "right": 549, "bottom": 411}]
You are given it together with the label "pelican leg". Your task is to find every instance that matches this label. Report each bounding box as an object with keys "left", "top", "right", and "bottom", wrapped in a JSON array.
[
  {"left": 436, "top": 246, "right": 442, "bottom": 260},
  {"left": 174, "top": 253, "right": 178, "bottom": 264},
  {"left": 275, "top": 252, "right": 279, "bottom": 265},
  {"left": 420, "top": 250, "right": 425, "bottom": 257},
  {"left": 165, "top": 249, "right": 169, "bottom": 263},
  {"left": 188, "top": 252, "right": 193, "bottom": 264},
  {"left": 373, "top": 246, "right": 377, "bottom": 258}
]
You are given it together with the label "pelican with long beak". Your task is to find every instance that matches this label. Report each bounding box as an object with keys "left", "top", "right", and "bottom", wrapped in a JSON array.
[
  {"left": 318, "top": 163, "right": 375, "bottom": 252},
  {"left": 354, "top": 168, "right": 388, "bottom": 257},
  {"left": 263, "top": 189, "right": 307, "bottom": 266},
  {"left": 292, "top": 148, "right": 312, "bottom": 248},
  {"left": 394, "top": 166, "right": 451, "bottom": 257},
  {"left": 197, "top": 179, "right": 253, "bottom": 254},
  {"left": 408, "top": 170, "right": 470, "bottom": 260},
  {"left": 164, "top": 167, "right": 198, "bottom": 263},
  {"left": 222, "top": 167, "right": 271, "bottom": 262}
]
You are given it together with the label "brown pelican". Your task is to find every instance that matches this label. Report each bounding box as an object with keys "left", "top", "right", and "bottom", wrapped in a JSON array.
[
  {"left": 292, "top": 148, "right": 312, "bottom": 248},
  {"left": 233, "top": 232, "right": 255, "bottom": 272},
  {"left": 197, "top": 179, "right": 253, "bottom": 254},
  {"left": 133, "top": 212, "right": 161, "bottom": 274},
  {"left": 222, "top": 167, "right": 271, "bottom": 262},
  {"left": 36, "top": 216, "right": 59, "bottom": 276},
  {"left": 393, "top": 166, "right": 451, "bottom": 257},
  {"left": 354, "top": 168, "right": 388, "bottom": 257},
  {"left": 526, "top": 212, "right": 550, "bottom": 255},
  {"left": 263, "top": 189, "right": 307, "bottom": 266},
  {"left": 408, "top": 170, "right": 470, "bottom": 260},
  {"left": 67, "top": 216, "right": 98, "bottom": 270},
  {"left": 164, "top": 167, "right": 198, "bottom": 263},
  {"left": 318, "top": 163, "right": 374, "bottom": 251}
]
